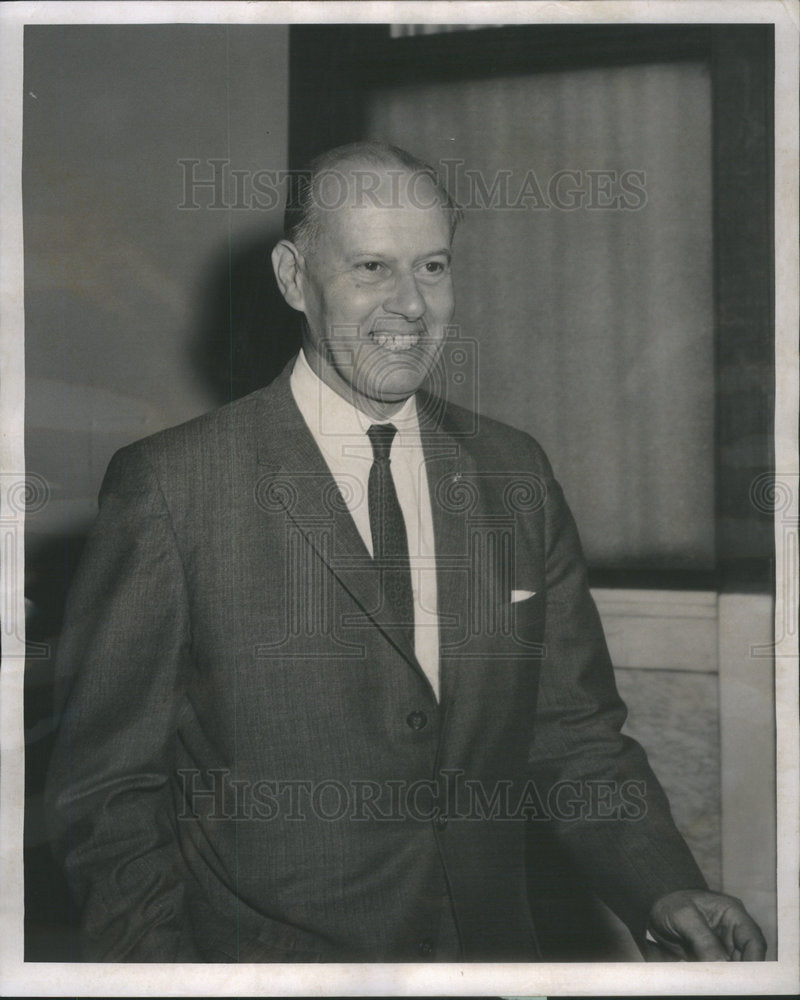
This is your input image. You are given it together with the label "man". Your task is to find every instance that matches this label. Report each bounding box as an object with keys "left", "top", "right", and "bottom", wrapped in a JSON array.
[{"left": 46, "top": 141, "right": 765, "bottom": 963}]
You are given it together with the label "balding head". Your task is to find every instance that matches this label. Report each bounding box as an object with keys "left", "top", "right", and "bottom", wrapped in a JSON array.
[{"left": 284, "top": 141, "right": 461, "bottom": 256}]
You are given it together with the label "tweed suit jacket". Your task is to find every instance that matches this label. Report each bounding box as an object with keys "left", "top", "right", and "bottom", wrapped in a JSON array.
[{"left": 46, "top": 360, "right": 706, "bottom": 962}]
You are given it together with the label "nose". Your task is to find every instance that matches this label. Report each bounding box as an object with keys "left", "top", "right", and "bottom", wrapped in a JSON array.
[{"left": 383, "top": 271, "right": 425, "bottom": 321}]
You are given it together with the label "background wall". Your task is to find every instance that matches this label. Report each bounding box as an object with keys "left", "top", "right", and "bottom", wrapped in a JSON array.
[
  {"left": 23, "top": 23, "right": 291, "bottom": 958},
  {"left": 24, "top": 24, "right": 291, "bottom": 551}
]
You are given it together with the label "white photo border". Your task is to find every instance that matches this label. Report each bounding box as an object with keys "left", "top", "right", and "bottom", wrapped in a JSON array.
[{"left": 1, "top": 1, "right": 797, "bottom": 995}]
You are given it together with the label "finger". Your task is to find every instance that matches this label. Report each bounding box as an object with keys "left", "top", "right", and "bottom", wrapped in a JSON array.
[
  {"left": 674, "top": 905, "right": 730, "bottom": 961},
  {"left": 729, "top": 911, "right": 767, "bottom": 961},
  {"left": 649, "top": 935, "right": 689, "bottom": 961},
  {"left": 722, "top": 920, "right": 736, "bottom": 955},
  {"left": 740, "top": 926, "right": 767, "bottom": 961}
]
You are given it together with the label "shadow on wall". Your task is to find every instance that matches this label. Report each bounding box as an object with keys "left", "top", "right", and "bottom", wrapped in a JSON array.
[
  {"left": 191, "top": 228, "right": 302, "bottom": 407},
  {"left": 24, "top": 229, "right": 301, "bottom": 960}
]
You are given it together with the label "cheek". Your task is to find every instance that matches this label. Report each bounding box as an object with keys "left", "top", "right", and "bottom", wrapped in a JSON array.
[
  {"left": 326, "top": 283, "right": 384, "bottom": 326},
  {"left": 425, "top": 283, "right": 455, "bottom": 322}
]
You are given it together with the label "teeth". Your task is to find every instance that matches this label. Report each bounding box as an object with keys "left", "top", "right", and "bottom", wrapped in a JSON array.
[{"left": 372, "top": 332, "right": 420, "bottom": 351}]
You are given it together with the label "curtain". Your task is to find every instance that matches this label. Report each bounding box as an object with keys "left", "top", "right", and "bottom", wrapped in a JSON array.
[{"left": 363, "top": 62, "right": 714, "bottom": 569}]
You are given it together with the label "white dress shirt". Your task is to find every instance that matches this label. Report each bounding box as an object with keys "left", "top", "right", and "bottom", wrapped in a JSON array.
[{"left": 290, "top": 349, "right": 441, "bottom": 698}]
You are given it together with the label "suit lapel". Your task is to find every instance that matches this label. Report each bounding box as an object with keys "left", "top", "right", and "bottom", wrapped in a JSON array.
[
  {"left": 255, "top": 367, "right": 426, "bottom": 685},
  {"left": 418, "top": 395, "right": 480, "bottom": 706}
]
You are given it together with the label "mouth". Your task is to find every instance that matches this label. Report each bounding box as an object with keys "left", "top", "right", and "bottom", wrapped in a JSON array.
[{"left": 370, "top": 330, "right": 422, "bottom": 352}]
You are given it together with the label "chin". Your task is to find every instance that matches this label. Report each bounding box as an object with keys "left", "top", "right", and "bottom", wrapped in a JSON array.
[
  {"left": 371, "top": 375, "right": 426, "bottom": 402},
  {"left": 360, "top": 356, "right": 434, "bottom": 400}
]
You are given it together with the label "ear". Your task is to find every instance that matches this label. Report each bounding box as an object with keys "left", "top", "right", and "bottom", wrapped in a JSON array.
[{"left": 271, "top": 239, "right": 307, "bottom": 313}]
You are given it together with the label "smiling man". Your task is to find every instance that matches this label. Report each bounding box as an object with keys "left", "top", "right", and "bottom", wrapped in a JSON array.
[{"left": 46, "top": 141, "right": 765, "bottom": 963}]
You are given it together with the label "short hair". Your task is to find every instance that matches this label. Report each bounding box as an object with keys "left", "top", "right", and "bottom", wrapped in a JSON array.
[{"left": 284, "top": 140, "right": 462, "bottom": 253}]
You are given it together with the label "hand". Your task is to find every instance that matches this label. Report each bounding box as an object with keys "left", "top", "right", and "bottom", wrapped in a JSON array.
[{"left": 647, "top": 889, "right": 767, "bottom": 961}]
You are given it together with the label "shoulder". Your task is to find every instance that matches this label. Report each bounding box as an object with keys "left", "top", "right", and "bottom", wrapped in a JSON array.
[
  {"left": 113, "top": 377, "right": 286, "bottom": 463},
  {"left": 101, "top": 376, "right": 290, "bottom": 493},
  {"left": 430, "top": 396, "right": 555, "bottom": 479}
]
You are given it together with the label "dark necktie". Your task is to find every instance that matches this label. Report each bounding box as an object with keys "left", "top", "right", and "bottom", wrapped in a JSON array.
[{"left": 367, "top": 423, "right": 415, "bottom": 646}]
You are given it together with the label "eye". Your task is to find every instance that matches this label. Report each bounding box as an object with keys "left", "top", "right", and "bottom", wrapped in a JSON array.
[
  {"left": 356, "top": 260, "right": 386, "bottom": 275},
  {"left": 418, "top": 260, "right": 449, "bottom": 278}
]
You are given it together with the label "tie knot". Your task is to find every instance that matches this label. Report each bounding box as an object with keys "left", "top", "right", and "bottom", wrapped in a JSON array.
[{"left": 367, "top": 423, "right": 398, "bottom": 463}]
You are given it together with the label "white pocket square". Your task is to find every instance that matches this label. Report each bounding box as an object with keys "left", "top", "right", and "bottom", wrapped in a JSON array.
[{"left": 511, "top": 589, "right": 536, "bottom": 604}]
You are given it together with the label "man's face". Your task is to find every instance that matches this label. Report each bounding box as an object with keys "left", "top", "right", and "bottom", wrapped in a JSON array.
[{"left": 287, "top": 168, "right": 455, "bottom": 417}]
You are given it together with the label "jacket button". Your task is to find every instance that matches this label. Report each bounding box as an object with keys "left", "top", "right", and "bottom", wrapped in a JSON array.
[
  {"left": 406, "top": 710, "right": 427, "bottom": 731},
  {"left": 418, "top": 937, "right": 435, "bottom": 957},
  {"left": 434, "top": 813, "right": 448, "bottom": 830}
]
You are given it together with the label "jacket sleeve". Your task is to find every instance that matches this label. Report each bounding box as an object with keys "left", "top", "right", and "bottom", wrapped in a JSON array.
[
  {"left": 45, "top": 444, "right": 202, "bottom": 961},
  {"left": 527, "top": 453, "right": 707, "bottom": 944}
]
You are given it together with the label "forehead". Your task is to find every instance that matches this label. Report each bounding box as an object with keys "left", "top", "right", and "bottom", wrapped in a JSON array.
[{"left": 314, "top": 165, "right": 451, "bottom": 252}]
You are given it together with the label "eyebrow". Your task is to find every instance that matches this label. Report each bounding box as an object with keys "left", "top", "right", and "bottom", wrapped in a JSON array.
[
  {"left": 416, "top": 249, "right": 452, "bottom": 265},
  {"left": 346, "top": 249, "right": 452, "bottom": 264}
]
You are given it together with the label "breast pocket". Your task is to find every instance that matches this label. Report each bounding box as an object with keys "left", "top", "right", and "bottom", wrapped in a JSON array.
[{"left": 511, "top": 591, "right": 546, "bottom": 654}]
